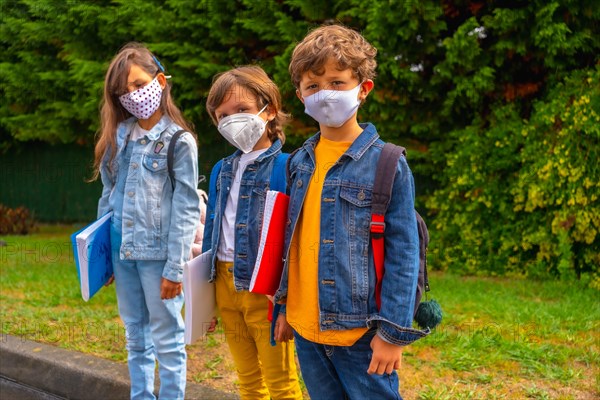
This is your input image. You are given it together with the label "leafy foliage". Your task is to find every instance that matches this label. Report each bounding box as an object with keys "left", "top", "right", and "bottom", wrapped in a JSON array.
[
  {"left": 0, "top": 204, "right": 36, "bottom": 234},
  {"left": 1, "top": 0, "right": 598, "bottom": 282}
]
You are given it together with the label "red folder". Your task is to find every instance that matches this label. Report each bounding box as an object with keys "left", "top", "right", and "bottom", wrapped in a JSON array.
[{"left": 250, "top": 190, "right": 290, "bottom": 295}]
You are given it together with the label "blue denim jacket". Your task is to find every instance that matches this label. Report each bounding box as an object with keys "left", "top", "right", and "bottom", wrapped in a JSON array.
[
  {"left": 202, "top": 140, "right": 284, "bottom": 290},
  {"left": 97, "top": 116, "right": 200, "bottom": 283},
  {"left": 274, "top": 123, "right": 429, "bottom": 346}
]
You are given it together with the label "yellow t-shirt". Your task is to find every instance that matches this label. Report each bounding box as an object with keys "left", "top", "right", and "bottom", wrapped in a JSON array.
[{"left": 287, "top": 136, "right": 369, "bottom": 346}]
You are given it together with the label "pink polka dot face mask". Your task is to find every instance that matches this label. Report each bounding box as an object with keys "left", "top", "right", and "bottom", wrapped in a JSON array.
[{"left": 119, "top": 77, "right": 163, "bottom": 120}]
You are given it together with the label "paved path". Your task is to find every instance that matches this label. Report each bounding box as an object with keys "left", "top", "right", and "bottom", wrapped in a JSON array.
[{"left": 0, "top": 334, "right": 238, "bottom": 400}]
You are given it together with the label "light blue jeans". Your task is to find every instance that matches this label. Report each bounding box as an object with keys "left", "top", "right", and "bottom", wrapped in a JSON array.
[
  {"left": 293, "top": 328, "right": 402, "bottom": 400},
  {"left": 111, "top": 224, "right": 186, "bottom": 400}
]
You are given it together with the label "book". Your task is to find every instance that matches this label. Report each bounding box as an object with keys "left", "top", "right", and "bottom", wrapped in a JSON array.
[
  {"left": 183, "top": 249, "right": 216, "bottom": 345},
  {"left": 249, "top": 190, "right": 289, "bottom": 296},
  {"left": 71, "top": 212, "right": 114, "bottom": 302}
]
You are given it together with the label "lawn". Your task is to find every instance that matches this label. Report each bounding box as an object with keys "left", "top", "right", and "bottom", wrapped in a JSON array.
[{"left": 1, "top": 225, "right": 598, "bottom": 399}]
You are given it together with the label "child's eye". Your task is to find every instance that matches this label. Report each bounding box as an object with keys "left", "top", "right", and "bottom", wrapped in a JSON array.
[
  {"left": 238, "top": 108, "right": 247, "bottom": 113},
  {"left": 305, "top": 83, "right": 318, "bottom": 91},
  {"left": 217, "top": 113, "right": 226, "bottom": 121},
  {"left": 331, "top": 81, "right": 344, "bottom": 88}
]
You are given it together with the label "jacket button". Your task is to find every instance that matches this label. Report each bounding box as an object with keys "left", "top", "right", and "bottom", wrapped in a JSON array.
[
  {"left": 152, "top": 162, "right": 158, "bottom": 169},
  {"left": 131, "top": 163, "right": 138, "bottom": 169},
  {"left": 125, "top": 251, "right": 131, "bottom": 258},
  {"left": 126, "top": 221, "right": 133, "bottom": 227},
  {"left": 140, "top": 139, "right": 147, "bottom": 145},
  {"left": 357, "top": 190, "right": 366, "bottom": 201},
  {"left": 128, "top": 191, "right": 134, "bottom": 197},
  {"left": 296, "top": 180, "right": 303, "bottom": 188}
]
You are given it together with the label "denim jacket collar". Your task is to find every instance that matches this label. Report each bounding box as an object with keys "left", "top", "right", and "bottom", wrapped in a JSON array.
[
  {"left": 116, "top": 115, "right": 174, "bottom": 151},
  {"left": 224, "top": 138, "right": 283, "bottom": 164},
  {"left": 303, "top": 123, "right": 379, "bottom": 161}
]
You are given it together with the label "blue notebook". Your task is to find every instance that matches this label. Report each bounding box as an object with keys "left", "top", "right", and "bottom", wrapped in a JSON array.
[{"left": 71, "top": 212, "right": 114, "bottom": 301}]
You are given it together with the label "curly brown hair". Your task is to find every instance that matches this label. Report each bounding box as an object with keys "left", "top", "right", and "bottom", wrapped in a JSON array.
[{"left": 289, "top": 24, "right": 377, "bottom": 89}]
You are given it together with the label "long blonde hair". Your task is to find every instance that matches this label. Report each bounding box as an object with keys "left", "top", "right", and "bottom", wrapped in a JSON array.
[
  {"left": 205, "top": 66, "right": 288, "bottom": 144},
  {"left": 92, "top": 42, "right": 194, "bottom": 180}
]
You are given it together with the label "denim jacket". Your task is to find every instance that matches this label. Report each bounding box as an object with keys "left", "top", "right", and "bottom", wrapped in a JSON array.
[
  {"left": 97, "top": 116, "right": 200, "bottom": 283},
  {"left": 274, "top": 123, "right": 429, "bottom": 346},
  {"left": 202, "top": 140, "right": 284, "bottom": 290}
]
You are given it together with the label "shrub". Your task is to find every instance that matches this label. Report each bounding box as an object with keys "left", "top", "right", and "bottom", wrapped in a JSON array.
[{"left": 0, "top": 204, "right": 37, "bottom": 235}]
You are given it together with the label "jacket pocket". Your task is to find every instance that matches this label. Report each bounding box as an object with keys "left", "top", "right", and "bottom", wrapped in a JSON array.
[
  {"left": 142, "top": 154, "right": 168, "bottom": 189},
  {"left": 340, "top": 185, "right": 372, "bottom": 207},
  {"left": 142, "top": 154, "right": 168, "bottom": 174},
  {"left": 339, "top": 184, "right": 372, "bottom": 236}
]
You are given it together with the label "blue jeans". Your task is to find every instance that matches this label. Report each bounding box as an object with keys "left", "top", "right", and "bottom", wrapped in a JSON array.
[
  {"left": 293, "top": 329, "right": 402, "bottom": 400},
  {"left": 111, "top": 224, "right": 186, "bottom": 400}
]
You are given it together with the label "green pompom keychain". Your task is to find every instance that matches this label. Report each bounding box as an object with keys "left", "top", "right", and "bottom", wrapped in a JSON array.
[{"left": 415, "top": 299, "right": 443, "bottom": 330}]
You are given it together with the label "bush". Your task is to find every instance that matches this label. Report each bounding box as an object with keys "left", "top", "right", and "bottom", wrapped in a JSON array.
[
  {"left": 427, "top": 68, "right": 599, "bottom": 283},
  {"left": 1, "top": 0, "right": 599, "bottom": 282},
  {"left": 0, "top": 204, "right": 37, "bottom": 235}
]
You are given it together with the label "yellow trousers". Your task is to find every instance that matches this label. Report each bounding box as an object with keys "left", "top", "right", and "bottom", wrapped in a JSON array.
[{"left": 216, "top": 261, "right": 302, "bottom": 400}]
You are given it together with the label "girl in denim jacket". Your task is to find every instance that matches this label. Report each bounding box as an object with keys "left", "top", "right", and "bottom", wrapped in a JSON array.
[
  {"left": 92, "top": 43, "right": 200, "bottom": 400},
  {"left": 202, "top": 66, "right": 302, "bottom": 400}
]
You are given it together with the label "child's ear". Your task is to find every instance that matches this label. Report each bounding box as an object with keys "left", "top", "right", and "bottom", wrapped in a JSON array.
[
  {"left": 359, "top": 80, "right": 374, "bottom": 102},
  {"left": 157, "top": 73, "right": 167, "bottom": 90},
  {"left": 296, "top": 89, "right": 304, "bottom": 104},
  {"left": 266, "top": 104, "right": 277, "bottom": 121}
]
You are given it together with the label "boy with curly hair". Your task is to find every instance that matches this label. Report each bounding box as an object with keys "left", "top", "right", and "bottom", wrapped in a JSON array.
[{"left": 274, "top": 24, "right": 429, "bottom": 399}]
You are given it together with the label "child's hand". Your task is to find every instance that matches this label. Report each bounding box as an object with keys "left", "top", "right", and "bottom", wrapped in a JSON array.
[
  {"left": 274, "top": 314, "right": 294, "bottom": 342},
  {"left": 160, "top": 277, "right": 183, "bottom": 299},
  {"left": 206, "top": 317, "right": 218, "bottom": 333},
  {"left": 104, "top": 274, "right": 114, "bottom": 286},
  {"left": 367, "top": 334, "right": 403, "bottom": 375}
]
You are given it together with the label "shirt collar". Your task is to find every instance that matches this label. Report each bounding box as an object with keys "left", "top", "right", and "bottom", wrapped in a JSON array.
[
  {"left": 305, "top": 123, "right": 379, "bottom": 161},
  {"left": 116, "top": 115, "right": 174, "bottom": 152},
  {"left": 147, "top": 115, "right": 172, "bottom": 141}
]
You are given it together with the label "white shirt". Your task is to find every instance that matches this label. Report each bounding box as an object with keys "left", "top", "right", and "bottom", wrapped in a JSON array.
[
  {"left": 217, "top": 148, "right": 269, "bottom": 262},
  {"left": 130, "top": 123, "right": 150, "bottom": 142}
]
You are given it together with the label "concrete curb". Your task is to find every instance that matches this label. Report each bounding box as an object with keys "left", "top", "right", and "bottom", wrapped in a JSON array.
[{"left": 0, "top": 334, "right": 238, "bottom": 400}]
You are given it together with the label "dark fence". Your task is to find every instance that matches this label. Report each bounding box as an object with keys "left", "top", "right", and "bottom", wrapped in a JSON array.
[
  {"left": 1, "top": 139, "right": 235, "bottom": 223},
  {"left": 1, "top": 142, "right": 101, "bottom": 222}
]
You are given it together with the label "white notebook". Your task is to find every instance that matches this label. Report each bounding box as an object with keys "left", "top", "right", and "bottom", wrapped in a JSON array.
[{"left": 183, "top": 249, "right": 216, "bottom": 345}]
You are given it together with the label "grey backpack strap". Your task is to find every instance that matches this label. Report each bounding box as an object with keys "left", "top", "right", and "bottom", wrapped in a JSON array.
[
  {"left": 372, "top": 143, "right": 406, "bottom": 217},
  {"left": 167, "top": 130, "right": 187, "bottom": 190}
]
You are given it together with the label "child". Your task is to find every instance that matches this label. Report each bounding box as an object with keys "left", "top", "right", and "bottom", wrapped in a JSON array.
[
  {"left": 274, "top": 25, "right": 429, "bottom": 399},
  {"left": 93, "top": 42, "right": 200, "bottom": 400},
  {"left": 202, "top": 66, "right": 302, "bottom": 400}
]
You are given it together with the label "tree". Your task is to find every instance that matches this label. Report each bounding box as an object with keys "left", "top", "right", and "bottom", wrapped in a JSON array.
[{"left": 1, "top": 0, "right": 598, "bottom": 282}]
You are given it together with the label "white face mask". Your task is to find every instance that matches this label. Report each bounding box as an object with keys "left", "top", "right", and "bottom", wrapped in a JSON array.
[
  {"left": 217, "top": 104, "right": 268, "bottom": 153},
  {"left": 119, "top": 77, "right": 163, "bottom": 120},
  {"left": 303, "top": 83, "right": 362, "bottom": 128}
]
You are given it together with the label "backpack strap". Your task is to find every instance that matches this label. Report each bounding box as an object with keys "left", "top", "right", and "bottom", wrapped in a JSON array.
[
  {"left": 371, "top": 143, "right": 405, "bottom": 310},
  {"left": 270, "top": 153, "right": 289, "bottom": 193},
  {"left": 284, "top": 147, "right": 302, "bottom": 195},
  {"left": 167, "top": 129, "right": 187, "bottom": 191},
  {"left": 267, "top": 152, "right": 289, "bottom": 346}
]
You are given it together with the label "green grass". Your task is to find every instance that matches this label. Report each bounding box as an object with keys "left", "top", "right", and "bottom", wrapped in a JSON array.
[
  {"left": 1, "top": 225, "right": 599, "bottom": 399},
  {"left": 405, "top": 274, "right": 600, "bottom": 399},
  {"left": 1, "top": 224, "right": 126, "bottom": 361}
]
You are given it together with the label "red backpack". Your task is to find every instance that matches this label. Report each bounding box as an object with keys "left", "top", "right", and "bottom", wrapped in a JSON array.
[{"left": 371, "top": 143, "right": 442, "bottom": 330}]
